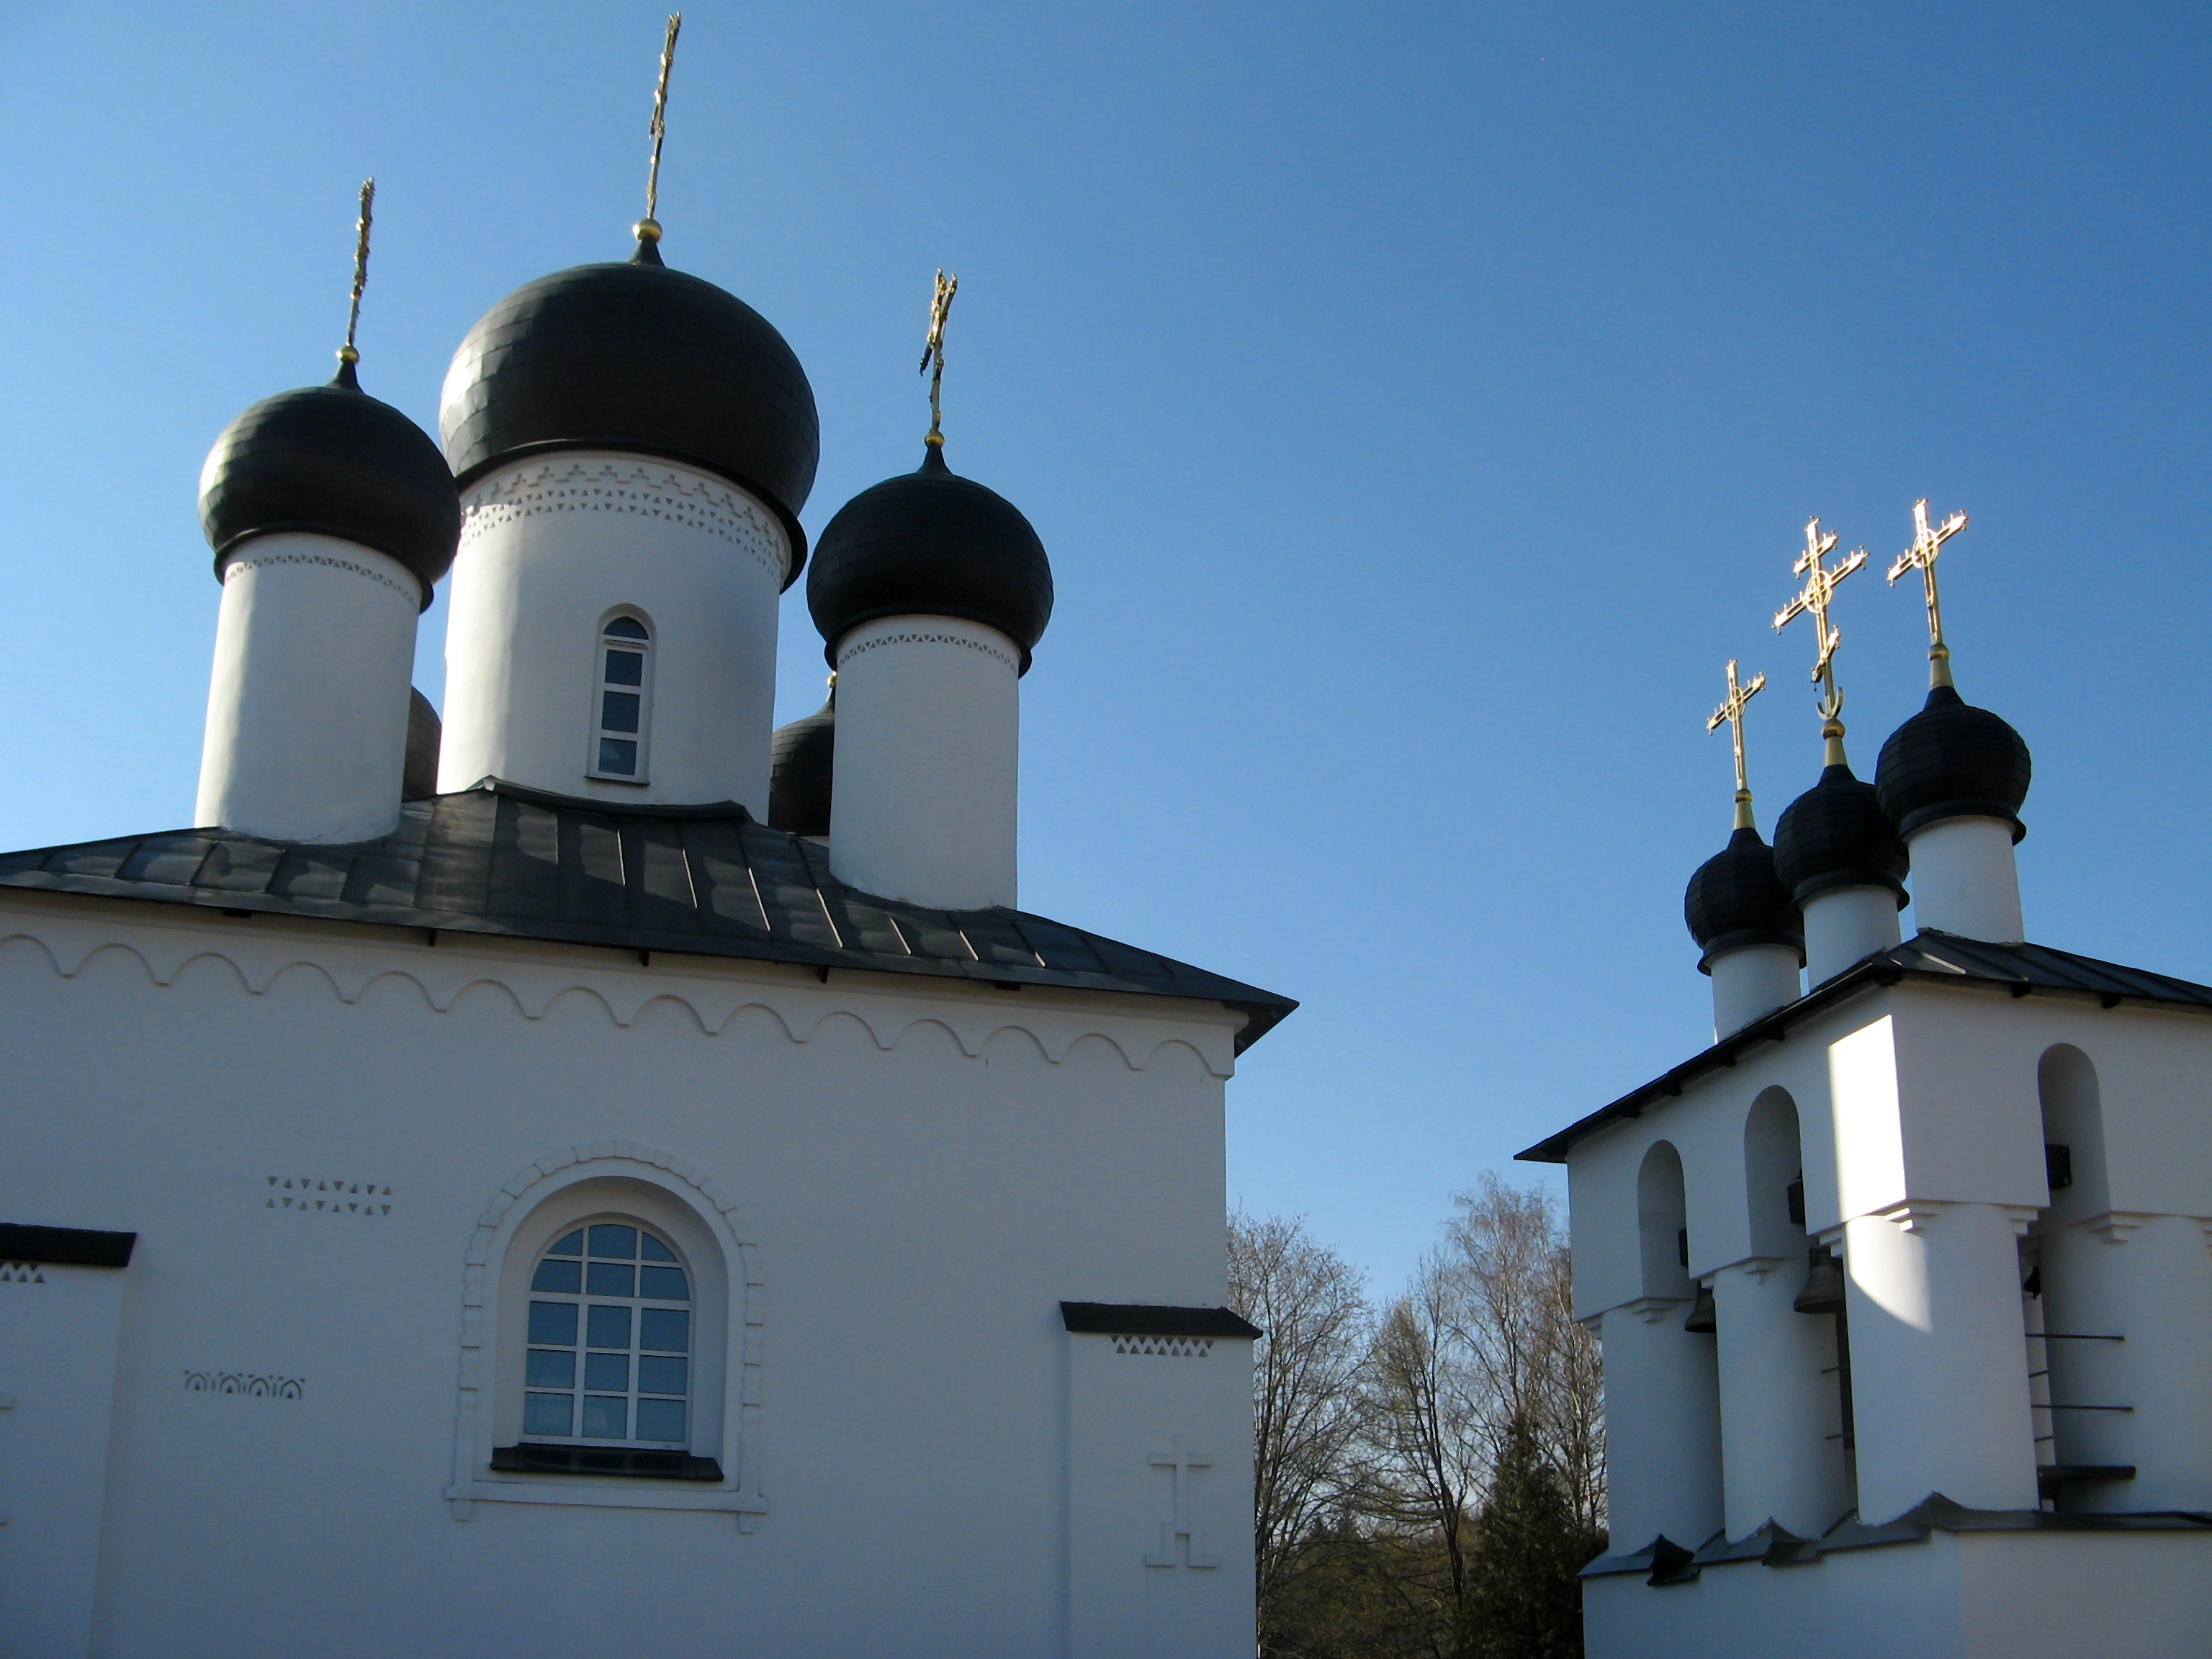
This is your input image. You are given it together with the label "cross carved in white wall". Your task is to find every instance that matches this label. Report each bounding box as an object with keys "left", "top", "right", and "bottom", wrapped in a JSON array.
[{"left": 1143, "top": 1435, "right": 1220, "bottom": 1569}]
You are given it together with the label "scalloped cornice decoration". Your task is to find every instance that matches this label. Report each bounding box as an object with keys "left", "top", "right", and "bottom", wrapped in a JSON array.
[{"left": 0, "top": 911, "right": 1236, "bottom": 1078}]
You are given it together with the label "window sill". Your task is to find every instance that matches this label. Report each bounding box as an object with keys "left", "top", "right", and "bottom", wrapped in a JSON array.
[
  {"left": 446, "top": 1465, "right": 766, "bottom": 1529},
  {"left": 493, "top": 1444, "right": 722, "bottom": 1481}
]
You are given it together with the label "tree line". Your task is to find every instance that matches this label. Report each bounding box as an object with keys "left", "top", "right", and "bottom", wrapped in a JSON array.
[{"left": 1227, "top": 1177, "right": 1605, "bottom": 1659}]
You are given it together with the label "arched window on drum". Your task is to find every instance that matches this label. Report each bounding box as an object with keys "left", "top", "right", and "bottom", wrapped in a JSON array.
[
  {"left": 588, "top": 614, "right": 654, "bottom": 782},
  {"left": 523, "top": 1220, "right": 691, "bottom": 1447}
]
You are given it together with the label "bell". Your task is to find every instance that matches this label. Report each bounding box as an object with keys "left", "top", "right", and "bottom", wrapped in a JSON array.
[
  {"left": 1683, "top": 1282, "right": 1717, "bottom": 1333},
  {"left": 1794, "top": 1245, "right": 1846, "bottom": 1315}
]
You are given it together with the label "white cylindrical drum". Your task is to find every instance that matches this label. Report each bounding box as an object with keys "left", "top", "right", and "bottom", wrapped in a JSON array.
[
  {"left": 830, "top": 613, "right": 1020, "bottom": 911},
  {"left": 1709, "top": 943, "right": 1802, "bottom": 1040},
  {"left": 1905, "top": 815, "right": 2025, "bottom": 944},
  {"left": 195, "top": 532, "right": 421, "bottom": 844},
  {"left": 439, "top": 453, "right": 791, "bottom": 812},
  {"left": 1802, "top": 886, "right": 1903, "bottom": 985}
]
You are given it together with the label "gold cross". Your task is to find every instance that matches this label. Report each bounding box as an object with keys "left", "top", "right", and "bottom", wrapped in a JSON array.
[
  {"left": 339, "top": 179, "right": 374, "bottom": 373},
  {"left": 640, "top": 14, "right": 682, "bottom": 240},
  {"left": 920, "top": 269, "right": 959, "bottom": 446},
  {"left": 1773, "top": 517, "right": 1867, "bottom": 722},
  {"left": 1887, "top": 498, "right": 1967, "bottom": 688},
  {"left": 1707, "top": 660, "right": 1767, "bottom": 830}
]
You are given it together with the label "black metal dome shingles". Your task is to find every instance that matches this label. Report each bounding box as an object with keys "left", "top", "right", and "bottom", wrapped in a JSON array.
[
  {"left": 1773, "top": 763, "right": 1909, "bottom": 909},
  {"left": 1684, "top": 826, "right": 1802, "bottom": 972},
  {"left": 768, "top": 693, "right": 835, "bottom": 837},
  {"left": 807, "top": 446, "right": 1054, "bottom": 671},
  {"left": 1875, "top": 685, "right": 2032, "bottom": 842},
  {"left": 199, "top": 362, "right": 461, "bottom": 608},
  {"left": 439, "top": 252, "right": 820, "bottom": 585}
]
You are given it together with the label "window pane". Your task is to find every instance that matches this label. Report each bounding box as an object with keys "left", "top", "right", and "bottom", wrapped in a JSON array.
[
  {"left": 586, "top": 1262, "right": 636, "bottom": 1298},
  {"left": 603, "top": 648, "right": 645, "bottom": 685},
  {"left": 639, "top": 1233, "right": 678, "bottom": 1264},
  {"left": 586, "top": 1305, "right": 632, "bottom": 1349},
  {"left": 581, "top": 1395, "right": 629, "bottom": 1439},
  {"left": 526, "top": 1349, "right": 575, "bottom": 1389},
  {"left": 639, "top": 1264, "right": 688, "bottom": 1301},
  {"left": 523, "top": 1393, "right": 574, "bottom": 1437},
  {"left": 588, "top": 1226, "right": 638, "bottom": 1259},
  {"left": 584, "top": 1352, "right": 630, "bottom": 1392},
  {"left": 531, "top": 1258, "right": 582, "bottom": 1294},
  {"left": 605, "top": 617, "right": 649, "bottom": 640},
  {"left": 547, "top": 1230, "right": 585, "bottom": 1256},
  {"left": 598, "top": 738, "right": 638, "bottom": 775},
  {"left": 639, "top": 1308, "right": 689, "bottom": 1353},
  {"left": 528, "top": 1301, "right": 578, "bottom": 1346},
  {"left": 635, "top": 1398, "right": 687, "bottom": 1444},
  {"left": 638, "top": 1355, "right": 687, "bottom": 1396},
  {"left": 600, "top": 691, "right": 641, "bottom": 733}
]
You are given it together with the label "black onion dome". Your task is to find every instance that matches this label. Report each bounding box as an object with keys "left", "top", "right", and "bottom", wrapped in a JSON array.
[
  {"left": 438, "top": 246, "right": 819, "bottom": 587},
  {"left": 1773, "top": 763, "right": 1910, "bottom": 909},
  {"left": 1875, "top": 685, "right": 2032, "bottom": 842},
  {"left": 768, "top": 692, "right": 835, "bottom": 837},
  {"left": 1685, "top": 826, "right": 1803, "bottom": 973},
  {"left": 806, "top": 445, "right": 1054, "bottom": 672},
  {"left": 198, "top": 361, "right": 460, "bottom": 610}
]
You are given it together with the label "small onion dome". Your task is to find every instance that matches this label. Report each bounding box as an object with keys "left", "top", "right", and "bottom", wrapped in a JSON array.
[
  {"left": 768, "top": 691, "right": 835, "bottom": 837},
  {"left": 403, "top": 688, "right": 442, "bottom": 802},
  {"left": 1684, "top": 826, "right": 1803, "bottom": 974},
  {"left": 1773, "top": 763, "right": 1910, "bottom": 909},
  {"left": 438, "top": 244, "right": 819, "bottom": 586},
  {"left": 1874, "top": 684, "right": 2031, "bottom": 842},
  {"left": 198, "top": 360, "right": 460, "bottom": 611},
  {"left": 806, "top": 445, "right": 1054, "bottom": 672}
]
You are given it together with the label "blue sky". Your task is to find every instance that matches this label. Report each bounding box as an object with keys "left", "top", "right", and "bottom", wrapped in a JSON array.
[{"left": 1, "top": 2, "right": 2207, "bottom": 1293}]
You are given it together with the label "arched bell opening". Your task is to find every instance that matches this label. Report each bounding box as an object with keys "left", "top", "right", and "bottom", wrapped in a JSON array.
[{"left": 2031, "top": 1045, "right": 2128, "bottom": 1509}]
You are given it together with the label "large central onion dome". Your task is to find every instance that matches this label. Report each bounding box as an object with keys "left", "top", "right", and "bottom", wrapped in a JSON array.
[
  {"left": 1685, "top": 827, "right": 1802, "bottom": 973},
  {"left": 199, "top": 359, "right": 461, "bottom": 610},
  {"left": 806, "top": 445, "right": 1054, "bottom": 670},
  {"left": 1875, "top": 685, "right": 2032, "bottom": 842},
  {"left": 437, "top": 240, "right": 819, "bottom": 585},
  {"left": 1773, "top": 762, "right": 1910, "bottom": 909}
]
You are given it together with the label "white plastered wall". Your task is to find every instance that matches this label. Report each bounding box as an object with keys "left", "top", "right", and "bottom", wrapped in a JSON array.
[
  {"left": 439, "top": 453, "right": 790, "bottom": 812},
  {"left": 0, "top": 889, "right": 1254, "bottom": 1659},
  {"left": 196, "top": 532, "right": 421, "bottom": 843}
]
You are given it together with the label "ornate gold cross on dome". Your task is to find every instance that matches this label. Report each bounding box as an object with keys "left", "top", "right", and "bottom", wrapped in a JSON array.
[
  {"left": 637, "top": 13, "right": 682, "bottom": 247},
  {"left": 920, "top": 269, "right": 959, "bottom": 446},
  {"left": 338, "top": 179, "right": 374, "bottom": 374},
  {"left": 1773, "top": 517, "right": 1867, "bottom": 724},
  {"left": 1707, "top": 659, "right": 1767, "bottom": 830},
  {"left": 1887, "top": 498, "right": 1968, "bottom": 688}
]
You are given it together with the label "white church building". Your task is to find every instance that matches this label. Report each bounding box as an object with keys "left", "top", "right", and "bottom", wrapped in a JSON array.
[
  {"left": 0, "top": 174, "right": 1291, "bottom": 1656},
  {"left": 1524, "top": 526, "right": 2212, "bottom": 1658}
]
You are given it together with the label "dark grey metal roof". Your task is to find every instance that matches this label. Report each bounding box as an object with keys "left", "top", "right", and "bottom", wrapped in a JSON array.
[
  {"left": 1059, "top": 1302, "right": 1263, "bottom": 1339},
  {"left": 1518, "top": 930, "right": 2212, "bottom": 1163},
  {"left": 0, "top": 782, "right": 1295, "bottom": 1053}
]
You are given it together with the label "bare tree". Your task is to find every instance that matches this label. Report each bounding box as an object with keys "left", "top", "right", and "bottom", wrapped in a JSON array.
[
  {"left": 1227, "top": 1210, "right": 1371, "bottom": 1650},
  {"left": 1439, "top": 1176, "right": 1605, "bottom": 1537}
]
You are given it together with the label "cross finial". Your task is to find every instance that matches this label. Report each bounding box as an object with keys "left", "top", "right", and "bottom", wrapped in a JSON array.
[
  {"left": 1773, "top": 517, "right": 1868, "bottom": 764},
  {"left": 636, "top": 13, "right": 682, "bottom": 254},
  {"left": 338, "top": 179, "right": 374, "bottom": 379},
  {"left": 1707, "top": 660, "right": 1768, "bottom": 830},
  {"left": 920, "top": 269, "right": 959, "bottom": 447},
  {"left": 1887, "top": 498, "right": 1968, "bottom": 691}
]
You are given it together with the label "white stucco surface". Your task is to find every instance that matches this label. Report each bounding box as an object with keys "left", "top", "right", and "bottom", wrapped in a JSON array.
[
  {"left": 0, "top": 889, "right": 1258, "bottom": 1658},
  {"left": 1905, "top": 817, "right": 2024, "bottom": 944}
]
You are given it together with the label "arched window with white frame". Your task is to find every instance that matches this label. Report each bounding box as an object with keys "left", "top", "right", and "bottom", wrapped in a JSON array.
[
  {"left": 521, "top": 1220, "right": 692, "bottom": 1450},
  {"left": 588, "top": 613, "right": 654, "bottom": 782}
]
